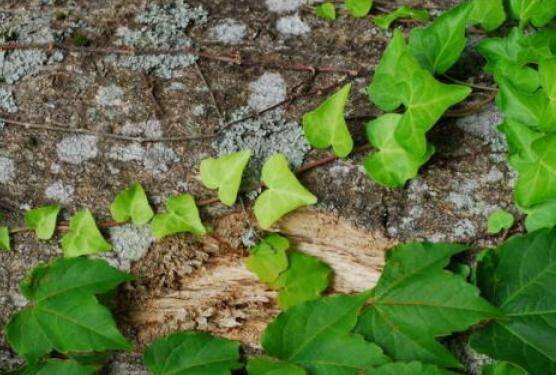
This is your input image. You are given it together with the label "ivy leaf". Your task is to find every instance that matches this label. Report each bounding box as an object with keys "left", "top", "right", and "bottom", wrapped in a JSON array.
[
  {"left": 302, "top": 83, "right": 353, "bottom": 158},
  {"left": 246, "top": 234, "right": 290, "bottom": 284},
  {"left": 254, "top": 154, "right": 317, "bottom": 230},
  {"left": 273, "top": 252, "right": 331, "bottom": 310},
  {"left": 408, "top": 2, "right": 471, "bottom": 74},
  {"left": 540, "top": 57, "right": 556, "bottom": 102},
  {"left": 509, "top": 0, "right": 556, "bottom": 27},
  {"left": 482, "top": 361, "right": 529, "bottom": 375},
  {"left": 151, "top": 194, "right": 206, "bottom": 240},
  {"left": 498, "top": 120, "right": 543, "bottom": 171},
  {"left": 315, "top": 3, "right": 336, "bottom": 21},
  {"left": 470, "top": 229, "right": 556, "bottom": 374},
  {"left": 369, "top": 30, "right": 471, "bottom": 156},
  {"left": 468, "top": 0, "right": 506, "bottom": 31},
  {"left": 262, "top": 293, "right": 390, "bottom": 374},
  {"left": 356, "top": 242, "right": 498, "bottom": 368},
  {"left": 6, "top": 258, "right": 132, "bottom": 363},
  {"left": 522, "top": 200, "right": 556, "bottom": 232},
  {"left": 143, "top": 331, "right": 242, "bottom": 375},
  {"left": 200, "top": 149, "right": 251, "bottom": 206},
  {"left": 61, "top": 209, "right": 112, "bottom": 258},
  {"left": 372, "top": 362, "right": 459, "bottom": 375},
  {"left": 25, "top": 205, "right": 61, "bottom": 240},
  {"left": 514, "top": 135, "right": 556, "bottom": 208},
  {"left": 487, "top": 209, "right": 515, "bottom": 234},
  {"left": 110, "top": 182, "right": 154, "bottom": 225},
  {"left": 37, "top": 360, "right": 97, "bottom": 375},
  {"left": 246, "top": 357, "right": 306, "bottom": 375},
  {"left": 364, "top": 114, "right": 434, "bottom": 188},
  {"left": 373, "top": 6, "right": 429, "bottom": 29},
  {"left": 0, "top": 226, "right": 10, "bottom": 251},
  {"left": 345, "top": 0, "right": 372, "bottom": 17}
]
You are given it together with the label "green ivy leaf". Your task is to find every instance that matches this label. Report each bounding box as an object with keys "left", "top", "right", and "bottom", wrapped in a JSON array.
[
  {"left": 262, "top": 293, "right": 389, "bottom": 374},
  {"left": 254, "top": 154, "right": 317, "bottom": 230},
  {"left": 364, "top": 114, "right": 434, "bottom": 188},
  {"left": 522, "top": 200, "right": 556, "bottom": 232},
  {"left": 151, "top": 194, "right": 206, "bottom": 240},
  {"left": 61, "top": 209, "right": 112, "bottom": 258},
  {"left": 514, "top": 135, "right": 556, "bottom": 208},
  {"left": 356, "top": 242, "right": 498, "bottom": 368},
  {"left": 25, "top": 205, "right": 61, "bottom": 240},
  {"left": 498, "top": 121, "right": 544, "bottom": 171},
  {"left": 373, "top": 6, "right": 429, "bottom": 29},
  {"left": 509, "top": 0, "right": 556, "bottom": 27},
  {"left": 110, "top": 182, "right": 154, "bottom": 225},
  {"left": 470, "top": 229, "right": 556, "bottom": 374},
  {"left": 246, "top": 234, "right": 290, "bottom": 284},
  {"left": 200, "top": 149, "right": 251, "bottom": 206},
  {"left": 487, "top": 209, "right": 515, "bottom": 234},
  {"left": 468, "top": 0, "right": 506, "bottom": 31},
  {"left": 372, "top": 362, "right": 459, "bottom": 375},
  {"left": 6, "top": 258, "right": 132, "bottom": 363},
  {"left": 246, "top": 357, "right": 306, "bottom": 375},
  {"left": 315, "top": 3, "right": 336, "bottom": 21},
  {"left": 482, "top": 361, "right": 529, "bottom": 375},
  {"left": 408, "top": 2, "right": 471, "bottom": 74},
  {"left": 302, "top": 83, "right": 353, "bottom": 158},
  {"left": 143, "top": 331, "right": 242, "bottom": 375},
  {"left": 273, "top": 252, "right": 331, "bottom": 310},
  {"left": 36, "top": 359, "right": 97, "bottom": 375},
  {"left": 345, "top": 0, "right": 372, "bottom": 17},
  {"left": 0, "top": 226, "right": 10, "bottom": 251},
  {"left": 540, "top": 57, "right": 556, "bottom": 102}
]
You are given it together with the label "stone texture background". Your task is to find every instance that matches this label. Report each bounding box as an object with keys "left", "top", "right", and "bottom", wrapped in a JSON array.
[{"left": 0, "top": 0, "right": 514, "bottom": 373}]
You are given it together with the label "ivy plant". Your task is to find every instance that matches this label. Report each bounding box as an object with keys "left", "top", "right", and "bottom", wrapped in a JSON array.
[
  {"left": 6, "top": 258, "right": 133, "bottom": 370},
  {"left": 246, "top": 233, "right": 290, "bottom": 284},
  {"left": 61, "top": 209, "right": 112, "bottom": 258},
  {"left": 254, "top": 154, "right": 317, "bottom": 229},
  {"left": 486, "top": 209, "right": 515, "bottom": 234},
  {"left": 373, "top": 6, "right": 429, "bottom": 29},
  {"left": 303, "top": 83, "right": 353, "bottom": 158},
  {"left": 482, "top": 362, "right": 528, "bottom": 375},
  {"left": 24, "top": 205, "right": 61, "bottom": 240},
  {"left": 151, "top": 194, "right": 206, "bottom": 239},
  {"left": 315, "top": 2, "right": 336, "bottom": 21},
  {"left": 345, "top": 0, "right": 372, "bottom": 18},
  {"left": 110, "top": 182, "right": 154, "bottom": 225},
  {"left": 0, "top": 225, "right": 10, "bottom": 251},
  {"left": 471, "top": 229, "right": 556, "bottom": 374},
  {"left": 200, "top": 149, "right": 251, "bottom": 206}
]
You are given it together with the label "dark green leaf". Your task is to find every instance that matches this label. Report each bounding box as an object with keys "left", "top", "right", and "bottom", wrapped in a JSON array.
[
  {"left": 371, "top": 361, "right": 459, "bottom": 375},
  {"left": 246, "top": 357, "right": 306, "bottom": 375},
  {"left": 482, "top": 361, "right": 529, "bottom": 375}
]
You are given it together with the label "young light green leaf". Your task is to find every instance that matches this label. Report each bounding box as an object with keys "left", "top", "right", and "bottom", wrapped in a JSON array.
[
  {"left": 373, "top": 6, "right": 429, "bottom": 29},
  {"left": 364, "top": 114, "right": 434, "bottom": 188},
  {"left": 302, "top": 83, "right": 353, "bottom": 157},
  {"left": 246, "top": 234, "right": 290, "bottom": 284},
  {"left": 37, "top": 360, "right": 97, "bottom": 375},
  {"left": 468, "top": 0, "right": 506, "bottom": 31},
  {"left": 372, "top": 362, "right": 459, "bottom": 375},
  {"left": 509, "top": 0, "right": 556, "bottom": 27},
  {"left": 487, "top": 209, "right": 515, "bottom": 234},
  {"left": 470, "top": 229, "right": 556, "bottom": 374},
  {"left": 61, "top": 209, "right": 112, "bottom": 258},
  {"left": 262, "top": 293, "right": 389, "bottom": 375},
  {"left": 345, "top": 0, "right": 372, "bottom": 17},
  {"left": 356, "top": 242, "right": 498, "bottom": 368},
  {"left": 200, "top": 149, "right": 251, "bottom": 206},
  {"left": 514, "top": 135, "right": 556, "bottom": 208},
  {"left": 273, "top": 252, "right": 331, "bottom": 310},
  {"left": 0, "top": 226, "right": 10, "bottom": 251},
  {"left": 6, "top": 258, "right": 132, "bottom": 363},
  {"left": 409, "top": 2, "right": 471, "bottom": 74},
  {"left": 111, "top": 182, "right": 154, "bottom": 225},
  {"left": 25, "top": 205, "right": 61, "bottom": 240},
  {"left": 247, "top": 357, "right": 306, "bottom": 375},
  {"left": 143, "top": 331, "right": 242, "bottom": 375},
  {"left": 315, "top": 3, "right": 336, "bottom": 21},
  {"left": 254, "top": 154, "right": 317, "bottom": 230},
  {"left": 482, "top": 361, "right": 529, "bottom": 375},
  {"left": 151, "top": 194, "right": 206, "bottom": 240}
]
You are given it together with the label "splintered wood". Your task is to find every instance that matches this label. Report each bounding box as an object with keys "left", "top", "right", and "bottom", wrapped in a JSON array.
[{"left": 128, "top": 208, "right": 394, "bottom": 348}]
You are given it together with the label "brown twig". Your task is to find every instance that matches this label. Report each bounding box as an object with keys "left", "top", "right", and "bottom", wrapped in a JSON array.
[{"left": 194, "top": 61, "right": 224, "bottom": 122}]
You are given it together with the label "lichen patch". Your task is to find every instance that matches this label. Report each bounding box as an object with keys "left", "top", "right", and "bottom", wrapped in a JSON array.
[{"left": 56, "top": 135, "right": 98, "bottom": 164}]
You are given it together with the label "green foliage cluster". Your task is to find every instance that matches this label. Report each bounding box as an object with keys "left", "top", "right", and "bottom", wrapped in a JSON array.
[{"left": 246, "top": 234, "right": 331, "bottom": 309}]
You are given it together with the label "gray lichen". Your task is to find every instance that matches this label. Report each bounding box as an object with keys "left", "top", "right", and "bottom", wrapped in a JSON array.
[
  {"left": 102, "top": 224, "right": 153, "bottom": 272},
  {"left": 95, "top": 84, "right": 125, "bottom": 107},
  {"left": 56, "top": 135, "right": 98, "bottom": 164},
  {"left": 0, "top": 88, "right": 17, "bottom": 113},
  {"left": 248, "top": 72, "right": 286, "bottom": 112},
  {"left": 214, "top": 107, "right": 310, "bottom": 181},
  {"left": 276, "top": 14, "right": 311, "bottom": 36},
  {"left": 44, "top": 181, "right": 74, "bottom": 204},
  {"left": 105, "top": 1, "right": 208, "bottom": 79},
  {"left": 0, "top": 156, "right": 15, "bottom": 183},
  {"left": 208, "top": 19, "right": 247, "bottom": 45}
]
